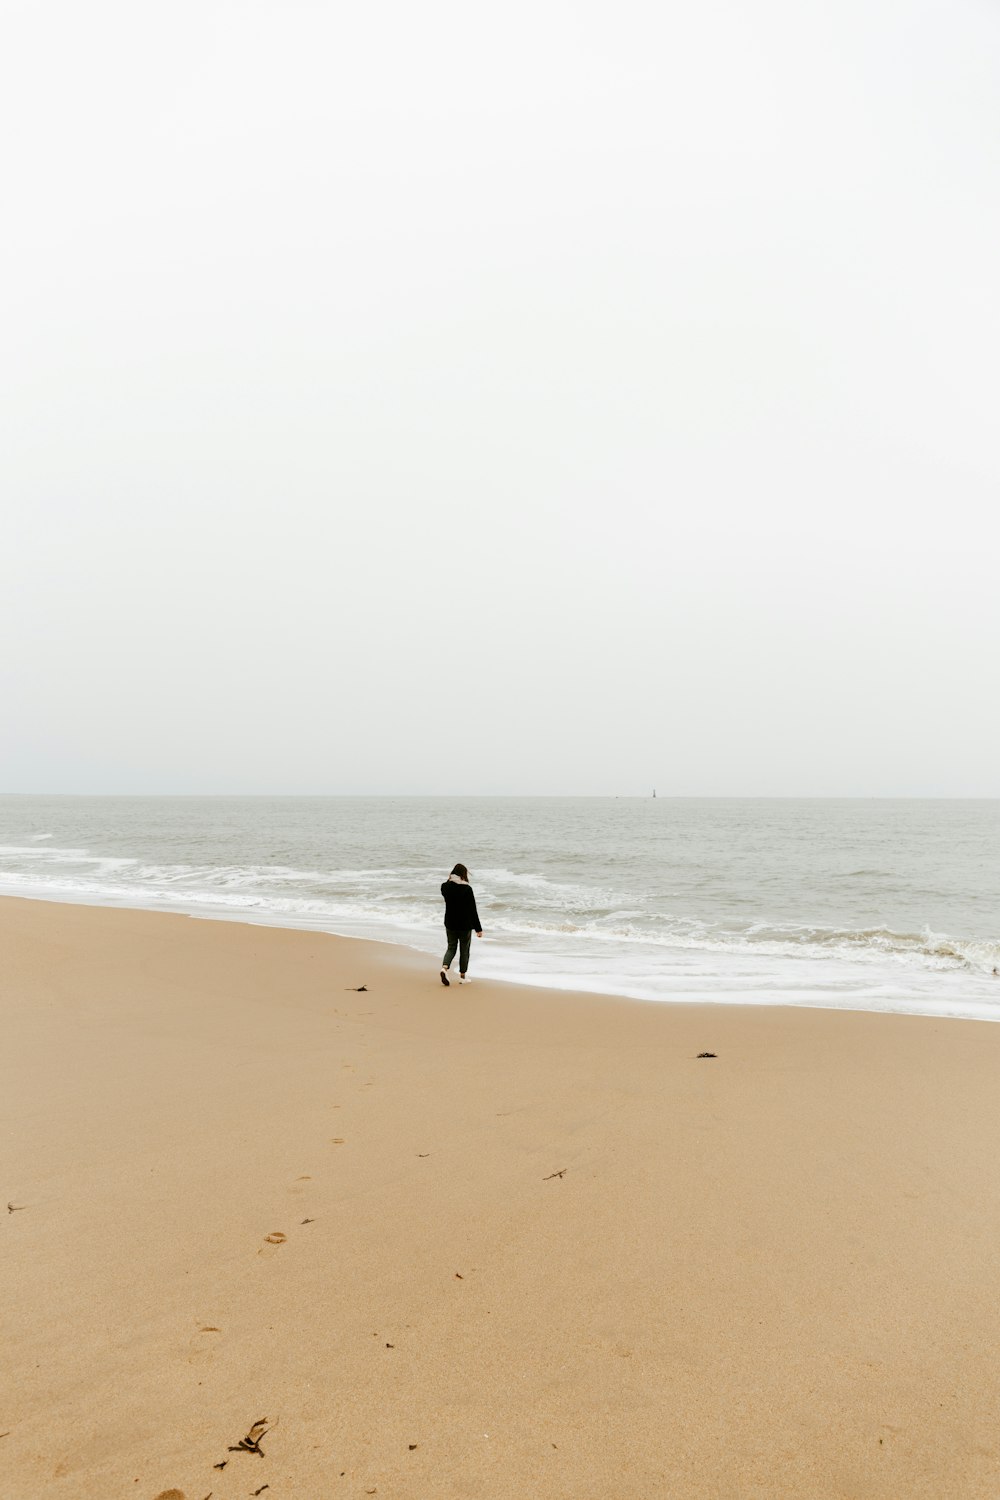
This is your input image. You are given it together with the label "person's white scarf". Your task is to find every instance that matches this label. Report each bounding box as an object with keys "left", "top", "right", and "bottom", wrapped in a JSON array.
[{"left": 448, "top": 873, "right": 469, "bottom": 885}]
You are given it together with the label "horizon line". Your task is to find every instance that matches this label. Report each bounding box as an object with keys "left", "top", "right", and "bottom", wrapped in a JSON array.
[{"left": 2, "top": 792, "right": 998, "bottom": 802}]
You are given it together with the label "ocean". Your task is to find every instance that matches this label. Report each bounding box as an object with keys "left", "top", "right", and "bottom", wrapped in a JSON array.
[{"left": 1, "top": 796, "right": 998, "bottom": 1021}]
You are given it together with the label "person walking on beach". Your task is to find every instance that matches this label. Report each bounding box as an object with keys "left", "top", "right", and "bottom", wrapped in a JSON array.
[{"left": 440, "top": 863, "right": 483, "bottom": 986}]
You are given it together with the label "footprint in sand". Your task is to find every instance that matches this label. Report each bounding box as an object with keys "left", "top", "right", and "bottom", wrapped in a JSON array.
[
  {"left": 153, "top": 1490, "right": 186, "bottom": 1500},
  {"left": 330, "top": 1137, "right": 346, "bottom": 1145},
  {"left": 259, "top": 1231, "right": 287, "bottom": 1257},
  {"left": 186, "top": 1325, "right": 222, "bottom": 1364},
  {"left": 290, "top": 1175, "right": 312, "bottom": 1194}
]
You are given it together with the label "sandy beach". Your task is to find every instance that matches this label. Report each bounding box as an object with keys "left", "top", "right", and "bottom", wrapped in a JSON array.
[{"left": 3, "top": 896, "right": 1000, "bottom": 1499}]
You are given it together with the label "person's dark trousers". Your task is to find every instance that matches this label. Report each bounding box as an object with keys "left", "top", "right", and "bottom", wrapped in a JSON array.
[{"left": 443, "top": 928, "right": 472, "bottom": 975}]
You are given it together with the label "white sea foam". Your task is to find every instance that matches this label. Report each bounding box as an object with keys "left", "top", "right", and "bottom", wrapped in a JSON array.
[
  {"left": 1, "top": 859, "right": 996, "bottom": 986},
  {"left": 0, "top": 844, "right": 95, "bottom": 858}
]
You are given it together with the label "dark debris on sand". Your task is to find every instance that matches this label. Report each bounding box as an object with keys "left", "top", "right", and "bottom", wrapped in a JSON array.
[{"left": 227, "top": 1418, "right": 270, "bottom": 1456}]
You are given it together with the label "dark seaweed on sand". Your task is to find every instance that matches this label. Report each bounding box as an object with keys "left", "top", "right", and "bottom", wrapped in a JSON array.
[{"left": 228, "top": 1418, "right": 270, "bottom": 1456}]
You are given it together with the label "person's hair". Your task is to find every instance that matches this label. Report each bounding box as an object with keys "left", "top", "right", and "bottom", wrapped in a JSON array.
[{"left": 451, "top": 863, "right": 469, "bottom": 882}]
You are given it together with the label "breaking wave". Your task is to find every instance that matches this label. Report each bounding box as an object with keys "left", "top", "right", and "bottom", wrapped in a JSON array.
[{"left": 0, "top": 853, "right": 996, "bottom": 976}]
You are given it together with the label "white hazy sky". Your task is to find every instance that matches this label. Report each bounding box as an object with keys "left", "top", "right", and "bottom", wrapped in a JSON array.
[{"left": 2, "top": 0, "right": 998, "bottom": 796}]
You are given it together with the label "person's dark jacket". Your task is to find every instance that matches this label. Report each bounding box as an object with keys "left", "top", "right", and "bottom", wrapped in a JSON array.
[{"left": 441, "top": 876, "right": 483, "bottom": 934}]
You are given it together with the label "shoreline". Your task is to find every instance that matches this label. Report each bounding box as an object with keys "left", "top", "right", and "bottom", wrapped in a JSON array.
[
  {"left": 4, "top": 896, "right": 1000, "bottom": 1497},
  {"left": 0, "top": 884, "right": 996, "bottom": 1024}
]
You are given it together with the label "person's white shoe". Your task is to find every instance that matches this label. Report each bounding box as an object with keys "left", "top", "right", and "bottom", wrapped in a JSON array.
[
  {"left": 459, "top": 976, "right": 471, "bottom": 985},
  {"left": 440, "top": 968, "right": 450, "bottom": 987}
]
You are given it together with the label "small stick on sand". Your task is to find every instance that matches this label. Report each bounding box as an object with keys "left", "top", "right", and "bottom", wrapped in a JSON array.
[
  {"left": 543, "top": 1169, "right": 567, "bottom": 1180},
  {"left": 7, "top": 1202, "right": 27, "bottom": 1213}
]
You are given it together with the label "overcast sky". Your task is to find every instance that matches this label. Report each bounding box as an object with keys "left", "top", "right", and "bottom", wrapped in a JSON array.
[{"left": 2, "top": 0, "right": 998, "bottom": 796}]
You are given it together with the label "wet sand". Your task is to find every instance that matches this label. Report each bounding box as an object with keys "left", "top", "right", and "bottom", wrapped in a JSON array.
[{"left": 3, "top": 896, "right": 1000, "bottom": 1498}]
